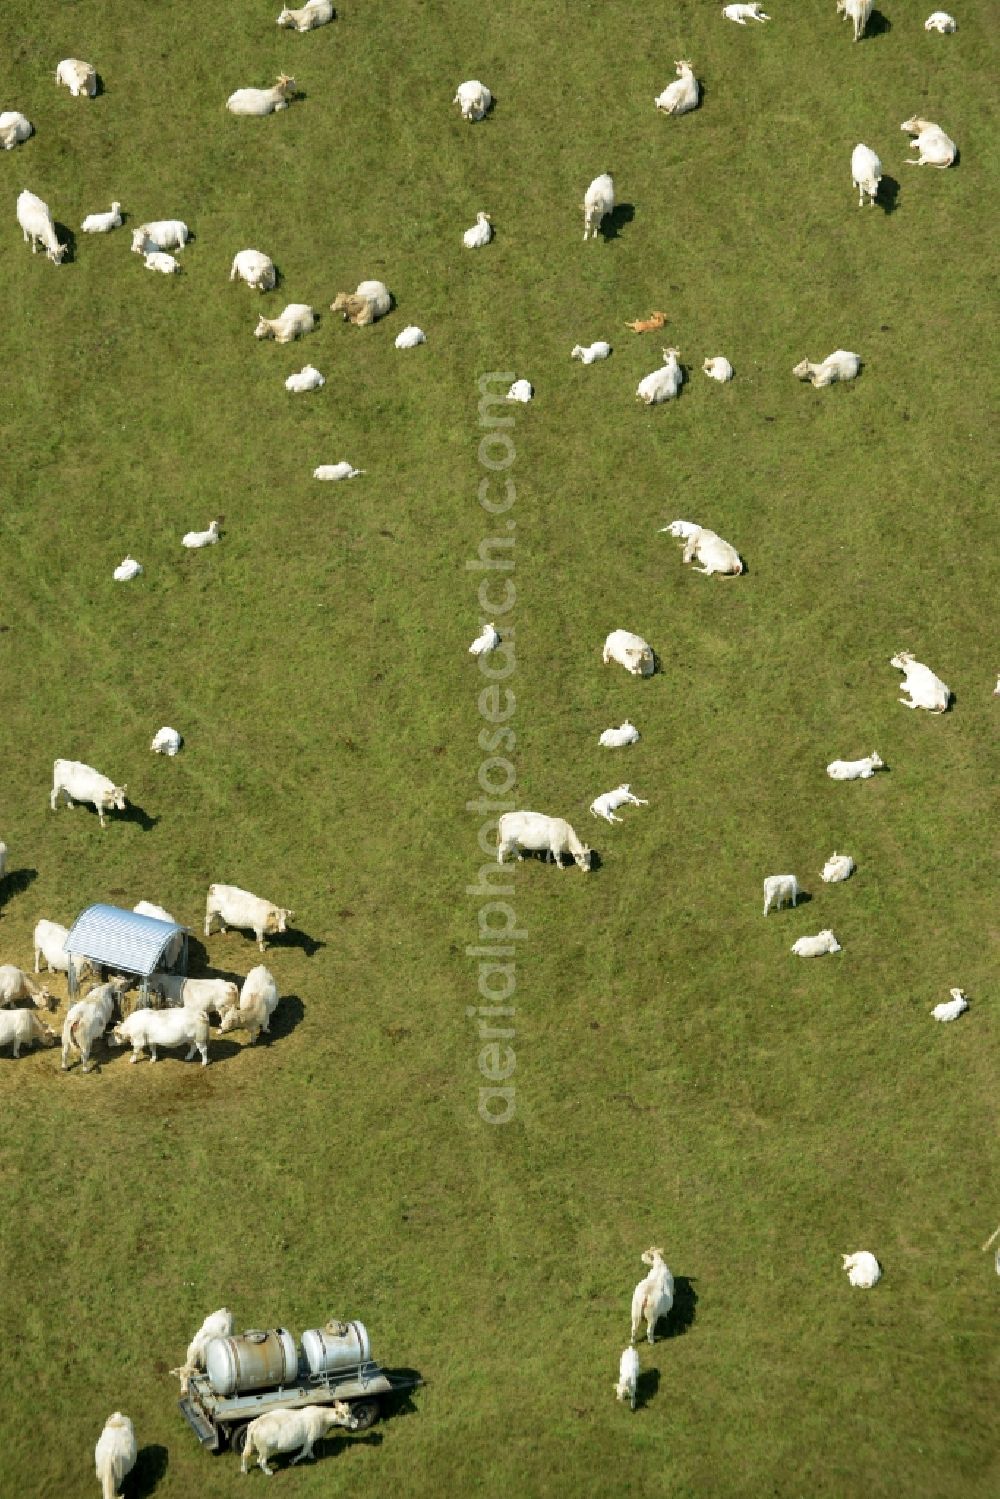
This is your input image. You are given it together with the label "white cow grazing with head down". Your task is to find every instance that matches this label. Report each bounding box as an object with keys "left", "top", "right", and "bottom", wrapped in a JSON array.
[
  {"left": 603, "top": 629, "right": 654, "bottom": 677},
  {"left": 16, "top": 190, "right": 66, "bottom": 264},
  {"left": 851, "top": 144, "right": 882, "bottom": 206},
  {"left": 130, "top": 219, "right": 189, "bottom": 255},
  {"left": 255, "top": 303, "right": 315, "bottom": 343},
  {"left": 226, "top": 75, "right": 297, "bottom": 116},
  {"left": 453, "top": 80, "right": 492, "bottom": 122},
  {"left": 0, "top": 1008, "right": 57, "bottom": 1057},
  {"left": 590, "top": 784, "right": 648, "bottom": 825},
  {"left": 205, "top": 884, "right": 293, "bottom": 952},
  {"left": 94, "top": 1413, "right": 136, "bottom": 1499},
  {"left": 51, "top": 759, "right": 127, "bottom": 827},
  {"left": 111, "top": 1005, "right": 211, "bottom": 1065},
  {"left": 497, "top": 812, "right": 591, "bottom": 871},
  {"left": 837, "top": 0, "right": 874, "bottom": 42},
  {"left": 615, "top": 1346, "right": 640, "bottom": 1410},
  {"left": 170, "top": 1308, "right": 234, "bottom": 1395},
  {"left": 242, "top": 1402, "right": 359, "bottom": 1476},
  {"left": 637, "top": 348, "right": 682, "bottom": 405},
  {"left": 0, "top": 964, "right": 53, "bottom": 1009},
  {"left": 61, "top": 980, "right": 125, "bottom": 1072},
  {"left": 582, "top": 173, "right": 615, "bottom": 240},
  {"left": 630, "top": 1247, "right": 674, "bottom": 1344},
  {"left": 55, "top": 58, "right": 97, "bottom": 97},
  {"left": 277, "top": 0, "right": 335, "bottom": 31},
  {"left": 219, "top": 964, "right": 280, "bottom": 1042},
  {"left": 230, "top": 248, "right": 276, "bottom": 290},
  {"left": 791, "top": 929, "right": 841, "bottom": 956},
  {"left": 890, "top": 652, "right": 951, "bottom": 712},
  {"left": 34, "top": 921, "right": 98, "bottom": 987},
  {"left": 763, "top": 875, "right": 799, "bottom": 916},
  {"left": 924, "top": 12, "right": 957, "bottom": 32},
  {"left": 0, "top": 111, "right": 33, "bottom": 149},
  {"left": 599, "top": 720, "right": 639, "bottom": 748},
  {"left": 793, "top": 350, "right": 861, "bottom": 387},
  {"left": 821, "top": 852, "right": 855, "bottom": 883},
  {"left": 901, "top": 117, "right": 957, "bottom": 169},
  {"left": 842, "top": 1250, "right": 881, "bottom": 1287},
  {"left": 655, "top": 61, "right": 699, "bottom": 116}
]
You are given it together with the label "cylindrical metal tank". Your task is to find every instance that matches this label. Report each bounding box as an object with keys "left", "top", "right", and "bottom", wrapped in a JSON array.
[
  {"left": 205, "top": 1329, "right": 299, "bottom": 1397},
  {"left": 300, "top": 1319, "right": 371, "bottom": 1378}
]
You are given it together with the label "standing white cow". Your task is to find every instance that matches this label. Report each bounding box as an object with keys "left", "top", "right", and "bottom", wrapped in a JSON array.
[
  {"left": 0, "top": 964, "right": 53, "bottom": 1009},
  {"left": 35, "top": 917, "right": 98, "bottom": 987},
  {"left": 94, "top": 1412, "right": 136, "bottom": 1499},
  {"left": 230, "top": 248, "right": 276, "bottom": 290},
  {"left": 0, "top": 1009, "right": 57, "bottom": 1057},
  {"left": 50, "top": 760, "right": 127, "bottom": 827},
  {"left": 111, "top": 1006, "right": 210, "bottom": 1065},
  {"left": 763, "top": 875, "right": 799, "bottom": 915},
  {"left": 170, "top": 1308, "right": 234, "bottom": 1394},
  {"left": 55, "top": 58, "right": 98, "bottom": 97},
  {"left": 582, "top": 173, "right": 615, "bottom": 240},
  {"left": 837, "top": 0, "right": 874, "bottom": 42},
  {"left": 204, "top": 884, "right": 294, "bottom": 951},
  {"left": 61, "top": 980, "right": 125, "bottom": 1072},
  {"left": 241, "top": 1403, "right": 359, "bottom": 1476},
  {"left": 630, "top": 1247, "right": 674, "bottom": 1344},
  {"left": 497, "top": 812, "right": 592, "bottom": 871}
]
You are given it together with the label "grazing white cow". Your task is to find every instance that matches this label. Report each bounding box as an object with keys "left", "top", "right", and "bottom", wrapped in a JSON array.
[
  {"left": 582, "top": 173, "right": 615, "bottom": 240},
  {"left": 133, "top": 902, "right": 184, "bottom": 966},
  {"left": 851, "top": 144, "right": 882, "bottom": 207},
  {"left": 614, "top": 1346, "right": 640, "bottom": 1410},
  {"left": 130, "top": 220, "right": 189, "bottom": 254},
  {"left": 55, "top": 59, "right": 97, "bottom": 97},
  {"left": 0, "top": 964, "right": 53, "bottom": 1009},
  {"left": 330, "top": 280, "right": 391, "bottom": 325},
  {"left": 60, "top": 980, "right": 125, "bottom": 1072},
  {"left": 150, "top": 726, "right": 182, "bottom": 755},
  {"left": 113, "top": 556, "right": 142, "bottom": 581},
  {"left": 0, "top": 111, "right": 33, "bottom": 149},
  {"left": 16, "top": 190, "right": 66, "bottom": 264},
  {"left": 285, "top": 364, "right": 325, "bottom": 393},
  {"left": 932, "top": 987, "right": 968, "bottom": 1022},
  {"left": 842, "top": 1251, "right": 881, "bottom": 1287},
  {"left": 630, "top": 1247, "right": 674, "bottom": 1344},
  {"left": 571, "top": 341, "right": 612, "bottom": 364},
  {"left": 793, "top": 350, "right": 861, "bottom": 387},
  {"left": 901, "top": 117, "right": 957, "bottom": 168},
  {"left": 599, "top": 720, "right": 640, "bottom": 748},
  {"left": 497, "top": 812, "right": 591, "bottom": 871},
  {"left": 51, "top": 759, "right": 127, "bottom": 827},
  {"left": 763, "top": 874, "right": 799, "bottom": 915},
  {"left": 791, "top": 929, "right": 841, "bottom": 956},
  {"left": 144, "top": 250, "right": 180, "bottom": 274},
  {"left": 313, "top": 462, "right": 364, "bottom": 481},
  {"left": 590, "top": 784, "right": 648, "bottom": 824},
  {"left": 703, "top": 356, "right": 734, "bottom": 381},
  {"left": 890, "top": 651, "right": 951, "bottom": 712},
  {"left": 226, "top": 75, "right": 297, "bottom": 116},
  {"left": 255, "top": 304, "right": 315, "bottom": 343},
  {"left": 507, "top": 379, "right": 533, "bottom": 402},
  {"left": 230, "top": 248, "right": 276, "bottom": 290},
  {"left": 0, "top": 1009, "right": 57, "bottom": 1057},
  {"left": 219, "top": 965, "right": 280, "bottom": 1043},
  {"left": 81, "top": 202, "right": 121, "bottom": 233},
  {"left": 837, "top": 0, "right": 874, "bottom": 42},
  {"left": 149, "top": 972, "right": 237, "bottom": 1019},
  {"left": 95, "top": 1413, "right": 136, "bottom": 1499},
  {"left": 276, "top": 0, "right": 335, "bottom": 31},
  {"left": 453, "top": 80, "right": 492, "bottom": 122},
  {"left": 924, "top": 12, "right": 957, "bottom": 32},
  {"left": 463, "top": 211, "right": 493, "bottom": 248},
  {"left": 655, "top": 61, "right": 699, "bottom": 116},
  {"left": 34, "top": 920, "right": 96, "bottom": 986},
  {"left": 723, "top": 4, "right": 770, "bottom": 22},
  {"left": 204, "top": 884, "right": 293, "bottom": 952},
  {"left": 637, "top": 348, "right": 683, "bottom": 405},
  {"left": 469, "top": 622, "right": 501, "bottom": 656},
  {"left": 603, "top": 629, "right": 654, "bottom": 677},
  {"left": 394, "top": 325, "right": 426, "bottom": 349},
  {"left": 170, "top": 1308, "right": 234, "bottom": 1395},
  {"left": 111, "top": 1005, "right": 210, "bottom": 1065},
  {"left": 241, "top": 1403, "right": 359, "bottom": 1476},
  {"left": 821, "top": 852, "right": 855, "bottom": 883}
]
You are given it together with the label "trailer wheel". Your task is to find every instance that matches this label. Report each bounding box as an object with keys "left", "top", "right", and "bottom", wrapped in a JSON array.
[
  {"left": 350, "top": 1400, "right": 380, "bottom": 1431},
  {"left": 230, "top": 1423, "right": 250, "bottom": 1457}
]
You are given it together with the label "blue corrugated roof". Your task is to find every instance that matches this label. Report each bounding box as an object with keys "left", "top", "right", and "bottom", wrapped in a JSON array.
[{"left": 64, "top": 903, "right": 186, "bottom": 975}]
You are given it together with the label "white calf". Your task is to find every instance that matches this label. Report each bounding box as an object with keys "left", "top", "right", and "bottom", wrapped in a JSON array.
[
  {"left": 285, "top": 364, "right": 325, "bottom": 392},
  {"left": 890, "top": 651, "right": 950, "bottom": 712},
  {"left": 599, "top": 721, "right": 640, "bottom": 748},
  {"left": 81, "top": 202, "right": 122, "bottom": 233},
  {"left": 507, "top": 379, "right": 533, "bottom": 402},
  {"left": 241, "top": 1403, "right": 358, "bottom": 1475},
  {"left": 150, "top": 726, "right": 182, "bottom": 755},
  {"left": 0, "top": 1009, "right": 57, "bottom": 1057},
  {"left": 851, "top": 144, "right": 882, "bottom": 207},
  {"left": 0, "top": 965, "right": 52, "bottom": 1009},
  {"left": 463, "top": 211, "right": 493, "bottom": 248},
  {"left": 204, "top": 884, "right": 294, "bottom": 952},
  {"left": 820, "top": 852, "right": 855, "bottom": 883},
  {"left": 630, "top": 1247, "right": 674, "bottom": 1344},
  {"left": 842, "top": 1251, "right": 881, "bottom": 1287},
  {"left": 94, "top": 1412, "right": 136, "bottom": 1499},
  {"left": 603, "top": 629, "right": 654, "bottom": 677},
  {"left": 582, "top": 173, "right": 615, "bottom": 240},
  {"left": 763, "top": 875, "right": 799, "bottom": 915},
  {"left": 703, "top": 356, "right": 734, "bottom": 382},
  {"left": 497, "top": 812, "right": 591, "bottom": 871},
  {"left": 394, "top": 325, "right": 426, "bottom": 349},
  {"left": 226, "top": 75, "right": 297, "bottom": 116},
  {"left": 51, "top": 759, "right": 127, "bottom": 827},
  {"left": 791, "top": 930, "right": 841, "bottom": 956},
  {"left": 826, "top": 753, "right": 884, "bottom": 780},
  {"left": 590, "top": 785, "right": 648, "bottom": 825},
  {"left": 932, "top": 987, "right": 968, "bottom": 1022},
  {"left": 614, "top": 1347, "right": 640, "bottom": 1410},
  {"left": 144, "top": 251, "right": 180, "bottom": 274},
  {"left": 313, "top": 462, "right": 364, "bottom": 481},
  {"left": 111, "top": 1006, "right": 210, "bottom": 1065},
  {"left": 571, "top": 341, "right": 612, "bottom": 364},
  {"left": 469, "top": 622, "right": 501, "bottom": 656}
]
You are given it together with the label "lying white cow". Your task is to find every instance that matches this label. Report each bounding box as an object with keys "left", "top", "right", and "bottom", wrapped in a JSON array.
[
  {"left": 603, "top": 629, "right": 654, "bottom": 677},
  {"left": 763, "top": 874, "right": 799, "bottom": 915},
  {"left": 791, "top": 930, "right": 841, "bottom": 956},
  {"left": 111, "top": 1006, "right": 210, "bottom": 1065},
  {"left": 131, "top": 220, "right": 189, "bottom": 255},
  {"left": 590, "top": 784, "right": 648, "bottom": 824},
  {"left": 0, "top": 964, "right": 53, "bottom": 1009},
  {"left": 51, "top": 759, "right": 127, "bottom": 826},
  {"left": 793, "top": 350, "right": 861, "bottom": 387},
  {"left": 0, "top": 111, "right": 33, "bottom": 150},
  {"left": 144, "top": 250, "right": 180, "bottom": 274},
  {"left": 826, "top": 752, "right": 884, "bottom": 780},
  {"left": 150, "top": 726, "right": 182, "bottom": 756},
  {"left": 890, "top": 651, "right": 951, "bottom": 711},
  {"left": 453, "top": 80, "right": 492, "bottom": 122},
  {"left": 241, "top": 1403, "right": 359, "bottom": 1476},
  {"left": 820, "top": 852, "right": 855, "bottom": 883},
  {"left": 0, "top": 1008, "right": 57, "bottom": 1057},
  {"left": 285, "top": 364, "right": 325, "bottom": 393},
  {"left": 219, "top": 965, "right": 279, "bottom": 1043},
  {"left": 901, "top": 117, "right": 957, "bottom": 169},
  {"left": 842, "top": 1251, "right": 881, "bottom": 1287},
  {"left": 924, "top": 12, "right": 957, "bottom": 32},
  {"left": 678, "top": 525, "right": 743, "bottom": 576},
  {"left": 599, "top": 720, "right": 640, "bottom": 748},
  {"left": 61, "top": 980, "right": 125, "bottom": 1072},
  {"left": 571, "top": 341, "right": 612, "bottom": 364},
  {"left": 276, "top": 0, "right": 335, "bottom": 32},
  {"left": 230, "top": 248, "right": 276, "bottom": 290},
  {"left": 497, "top": 812, "right": 592, "bottom": 871},
  {"left": 932, "top": 987, "right": 968, "bottom": 1022},
  {"left": 255, "top": 304, "right": 315, "bottom": 343},
  {"left": 723, "top": 4, "right": 770, "bottom": 22},
  {"left": 636, "top": 347, "right": 683, "bottom": 405},
  {"left": 204, "top": 884, "right": 294, "bottom": 951}
]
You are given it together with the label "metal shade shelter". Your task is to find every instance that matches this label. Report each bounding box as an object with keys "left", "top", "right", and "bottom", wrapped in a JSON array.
[{"left": 64, "top": 903, "right": 189, "bottom": 1001}]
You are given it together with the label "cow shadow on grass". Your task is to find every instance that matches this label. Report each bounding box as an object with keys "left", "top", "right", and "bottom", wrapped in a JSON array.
[
  {"left": 260, "top": 993, "right": 304, "bottom": 1043},
  {"left": 119, "top": 801, "right": 159, "bottom": 832},
  {"left": 0, "top": 866, "right": 37, "bottom": 907},
  {"left": 865, "top": 10, "right": 891, "bottom": 39},
  {"left": 268, "top": 927, "right": 325, "bottom": 958},
  {"left": 878, "top": 176, "right": 901, "bottom": 215},
  {"left": 54, "top": 223, "right": 77, "bottom": 264},
  {"left": 658, "top": 1276, "right": 698, "bottom": 1340},
  {"left": 128, "top": 1444, "right": 168, "bottom": 1497},
  {"left": 634, "top": 1366, "right": 660, "bottom": 1411},
  {"left": 601, "top": 203, "right": 634, "bottom": 241}
]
